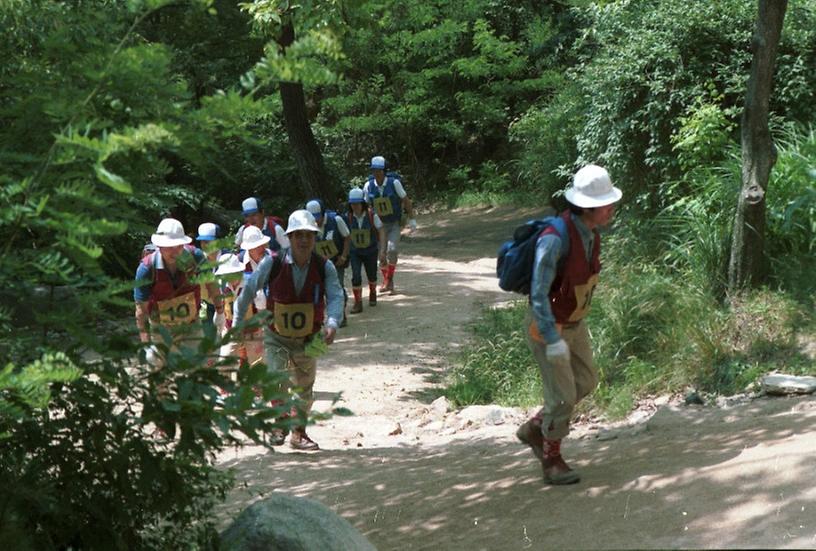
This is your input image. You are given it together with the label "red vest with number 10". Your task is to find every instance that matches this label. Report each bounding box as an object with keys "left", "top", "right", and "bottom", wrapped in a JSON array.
[
  {"left": 141, "top": 246, "right": 202, "bottom": 317},
  {"left": 544, "top": 212, "right": 601, "bottom": 324},
  {"left": 268, "top": 253, "right": 326, "bottom": 336}
]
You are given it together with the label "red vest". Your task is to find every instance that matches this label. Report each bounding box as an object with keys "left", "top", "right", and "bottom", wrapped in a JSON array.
[
  {"left": 545, "top": 212, "right": 601, "bottom": 324},
  {"left": 268, "top": 253, "right": 326, "bottom": 337},
  {"left": 141, "top": 246, "right": 201, "bottom": 318}
]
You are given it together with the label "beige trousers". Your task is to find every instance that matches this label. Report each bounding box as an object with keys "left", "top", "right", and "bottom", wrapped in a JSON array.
[
  {"left": 525, "top": 310, "right": 599, "bottom": 440},
  {"left": 263, "top": 328, "right": 318, "bottom": 415}
]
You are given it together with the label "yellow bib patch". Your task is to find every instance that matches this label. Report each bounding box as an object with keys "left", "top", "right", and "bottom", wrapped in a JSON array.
[
  {"left": 350, "top": 228, "right": 372, "bottom": 249},
  {"left": 315, "top": 239, "right": 339, "bottom": 259},
  {"left": 569, "top": 273, "right": 600, "bottom": 322},
  {"left": 156, "top": 292, "right": 198, "bottom": 326},
  {"left": 373, "top": 196, "right": 393, "bottom": 217},
  {"left": 273, "top": 302, "right": 315, "bottom": 338}
]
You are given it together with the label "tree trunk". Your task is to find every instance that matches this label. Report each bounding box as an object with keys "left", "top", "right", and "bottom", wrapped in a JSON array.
[
  {"left": 728, "top": 0, "right": 787, "bottom": 292},
  {"left": 277, "top": 20, "right": 334, "bottom": 201}
]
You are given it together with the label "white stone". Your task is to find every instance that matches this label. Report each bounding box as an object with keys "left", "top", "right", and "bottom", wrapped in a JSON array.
[
  {"left": 761, "top": 374, "right": 816, "bottom": 395},
  {"left": 430, "top": 396, "right": 450, "bottom": 417}
]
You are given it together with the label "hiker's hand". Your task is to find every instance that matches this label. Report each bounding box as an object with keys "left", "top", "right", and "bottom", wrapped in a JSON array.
[
  {"left": 323, "top": 327, "right": 336, "bottom": 345},
  {"left": 545, "top": 339, "right": 569, "bottom": 361}
]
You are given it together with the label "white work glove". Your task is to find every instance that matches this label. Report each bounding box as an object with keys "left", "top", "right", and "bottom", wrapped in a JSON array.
[
  {"left": 408, "top": 219, "right": 417, "bottom": 232},
  {"left": 214, "top": 310, "right": 226, "bottom": 334},
  {"left": 545, "top": 339, "right": 569, "bottom": 361},
  {"left": 144, "top": 345, "right": 164, "bottom": 368}
]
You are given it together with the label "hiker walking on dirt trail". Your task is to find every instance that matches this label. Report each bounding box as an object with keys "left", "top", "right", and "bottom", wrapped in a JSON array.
[
  {"left": 134, "top": 218, "right": 224, "bottom": 368},
  {"left": 234, "top": 196, "right": 290, "bottom": 252},
  {"left": 347, "top": 187, "right": 387, "bottom": 315},
  {"left": 306, "top": 199, "right": 351, "bottom": 326},
  {"left": 516, "top": 164, "right": 622, "bottom": 485},
  {"left": 233, "top": 209, "right": 344, "bottom": 451},
  {"left": 363, "top": 155, "right": 416, "bottom": 294}
]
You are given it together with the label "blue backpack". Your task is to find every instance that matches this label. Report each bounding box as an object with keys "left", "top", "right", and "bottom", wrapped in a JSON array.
[{"left": 496, "top": 216, "right": 568, "bottom": 294}]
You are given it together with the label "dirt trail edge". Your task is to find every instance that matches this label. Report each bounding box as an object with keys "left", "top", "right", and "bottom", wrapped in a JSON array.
[{"left": 217, "top": 206, "right": 816, "bottom": 551}]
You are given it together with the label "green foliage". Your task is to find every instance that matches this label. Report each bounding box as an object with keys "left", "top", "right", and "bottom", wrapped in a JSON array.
[{"left": 445, "top": 302, "right": 541, "bottom": 407}]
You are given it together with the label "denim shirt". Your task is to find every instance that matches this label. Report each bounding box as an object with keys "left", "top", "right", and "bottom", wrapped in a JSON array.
[
  {"left": 530, "top": 214, "right": 596, "bottom": 344},
  {"left": 234, "top": 250, "right": 344, "bottom": 330}
]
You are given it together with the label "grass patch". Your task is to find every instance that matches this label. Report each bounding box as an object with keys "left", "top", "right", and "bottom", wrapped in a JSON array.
[{"left": 445, "top": 263, "right": 816, "bottom": 421}]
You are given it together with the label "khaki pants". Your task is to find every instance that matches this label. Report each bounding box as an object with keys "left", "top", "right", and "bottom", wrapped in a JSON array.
[
  {"left": 525, "top": 310, "right": 598, "bottom": 440},
  {"left": 263, "top": 328, "right": 317, "bottom": 415},
  {"left": 219, "top": 329, "right": 264, "bottom": 375}
]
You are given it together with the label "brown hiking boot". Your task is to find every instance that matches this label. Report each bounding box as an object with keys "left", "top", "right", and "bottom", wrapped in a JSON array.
[
  {"left": 541, "top": 439, "right": 580, "bottom": 485},
  {"left": 350, "top": 301, "right": 363, "bottom": 314},
  {"left": 516, "top": 416, "right": 544, "bottom": 461},
  {"left": 289, "top": 428, "right": 319, "bottom": 451},
  {"left": 379, "top": 278, "right": 390, "bottom": 292},
  {"left": 385, "top": 276, "right": 394, "bottom": 293}
]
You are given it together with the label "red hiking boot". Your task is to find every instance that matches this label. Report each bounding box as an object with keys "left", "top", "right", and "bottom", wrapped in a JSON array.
[{"left": 541, "top": 438, "right": 580, "bottom": 485}]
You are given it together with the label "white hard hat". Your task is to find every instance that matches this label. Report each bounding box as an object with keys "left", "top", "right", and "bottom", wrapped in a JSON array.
[
  {"left": 370, "top": 156, "right": 386, "bottom": 170},
  {"left": 214, "top": 253, "right": 246, "bottom": 276},
  {"left": 348, "top": 187, "right": 365, "bottom": 203},
  {"left": 151, "top": 218, "right": 192, "bottom": 247},
  {"left": 239, "top": 225, "right": 271, "bottom": 250},
  {"left": 196, "top": 222, "right": 219, "bottom": 241},
  {"left": 285, "top": 209, "right": 320, "bottom": 234},
  {"left": 565, "top": 164, "right": 623, "bottom": 208},
  {"left": 305, "top": 199, "right": 323, "bottom": 219}
]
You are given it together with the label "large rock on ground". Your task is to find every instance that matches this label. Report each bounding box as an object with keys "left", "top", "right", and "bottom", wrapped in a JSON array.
[
  {"left": 761, "top": 374, "right": 816, "bottom": 395},
  {"left": 220, "top": 493, "right": 377, "bottom": 551}
]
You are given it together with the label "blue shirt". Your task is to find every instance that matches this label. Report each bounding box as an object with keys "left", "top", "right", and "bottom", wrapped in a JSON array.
[
  {"left": 234, "top": 250, "right": 344, "bottom": 331},
  {"left": 530, "top": 214, "right": 596, "bottom": 344}
]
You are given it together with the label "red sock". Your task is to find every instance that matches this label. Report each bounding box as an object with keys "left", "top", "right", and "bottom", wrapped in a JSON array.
[
  {"left": 387, "top": 264, "right": 396, "bottom": 279},
  {"left": 368, "top": 283, "right": 377, "bottom": 296},
  {"left": 352, "top": 287, "right": 362, "bottom": 302},
  {"left": 381, "top": 267, "right": 389, "bottom": 280}
]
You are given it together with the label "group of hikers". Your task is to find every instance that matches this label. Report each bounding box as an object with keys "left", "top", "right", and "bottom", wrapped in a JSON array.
[
  {"left": 134, "top": 155, "right": 416, "bottom": 451},
  {"left": 133, "top": 155, "right": 623, "bottom": 485}
]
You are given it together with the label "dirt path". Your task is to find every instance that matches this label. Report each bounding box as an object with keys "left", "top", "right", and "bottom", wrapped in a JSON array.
[{"left": 217, "top": 206, "right": 816, "bottom": 550}]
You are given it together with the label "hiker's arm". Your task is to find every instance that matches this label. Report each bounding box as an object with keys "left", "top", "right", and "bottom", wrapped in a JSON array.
[
  {"left": 234, "top": 255, "right": 274, "bottom": 327},
  {"left": 323, "top": 260, "right": 343, "bottom": 343},
  {"left": 530, "top": 234, "right": 564, "bottom": 345},
  {"left": 336, "top": 216, "right": 351, "bottom": 263},
  {"left": 135, "top": 302, "right": 150, "bottom": 343},
  {"left": 133, "top": 263, "right": 153, "bottom": 342}
]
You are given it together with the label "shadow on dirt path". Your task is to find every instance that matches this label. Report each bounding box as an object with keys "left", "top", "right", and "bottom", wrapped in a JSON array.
[{"left": 216, "top": 206, "right": 816, "bottom": 550}]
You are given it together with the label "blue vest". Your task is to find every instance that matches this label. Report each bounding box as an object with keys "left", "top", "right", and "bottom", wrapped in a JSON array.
[
  {"left": 347, "top": 210, "right": 379, "bottom": 255},
  {"left": 317, "top": 211, "right": 346, "bottom": 259},
  {"left": 365, "top": 175, "right": 402, "bottom": 224}
]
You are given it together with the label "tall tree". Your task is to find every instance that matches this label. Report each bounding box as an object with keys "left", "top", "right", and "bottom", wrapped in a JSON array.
[
  {"left": 242, "top": 1, "right": 345, "bottom": 201},
  {"left": 728, "top": 0, "right": 788, "bottom": 291}
]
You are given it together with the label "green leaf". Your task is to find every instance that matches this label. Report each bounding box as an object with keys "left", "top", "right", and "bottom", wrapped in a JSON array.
[{"left": 94, "top": 164, "right": 133, "bottom": 194}]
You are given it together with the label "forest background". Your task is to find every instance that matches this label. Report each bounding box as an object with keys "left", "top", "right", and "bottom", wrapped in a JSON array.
[{"left": 1, "top": 0, "right": 814, "bottom": 549}]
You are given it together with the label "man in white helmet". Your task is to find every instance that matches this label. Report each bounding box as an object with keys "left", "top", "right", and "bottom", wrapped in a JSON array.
[
  {"left": 362, "top": 155, "right": 416, "bottom": 294},
  {"left": 134, "top": 218, "right": 224, "bottom": 366},
  {"left": 234, "top": 209, "right": 344, "bottom": 451},
  {"left": 515, "top": 164, "right": 622, "bottom": 485}
]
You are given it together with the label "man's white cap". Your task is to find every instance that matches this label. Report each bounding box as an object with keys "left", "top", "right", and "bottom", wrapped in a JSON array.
[
  {"left": 285, "top": 209, "right": 320, "bottom": 234},
  {"left": 196, "top": 222, "right": 219, "bottom": 241},
  {"left": 214, "top": 253, "right": 246, "bottom": 276},
  {"left": 151, "top": 218, "right": 192, "bottom": 247},
  {"left": 370, "top": 155, "right": 386, "bottom": 170},
  {"left": 565, "top": 164, "right": 623, "bottom": 208},
  {"left": 241, "top": 197, "right": 262, "bottom": 216},
  {"left": 239, "top": 225, "right": 271, "bottom": 250},
  {"left": 305, "top": 200, "right": 323, "bottom": 219}
]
